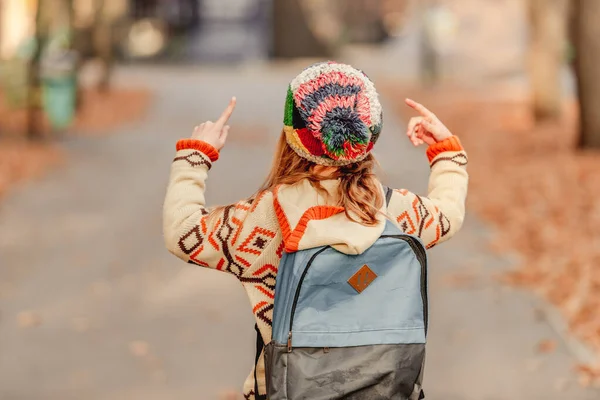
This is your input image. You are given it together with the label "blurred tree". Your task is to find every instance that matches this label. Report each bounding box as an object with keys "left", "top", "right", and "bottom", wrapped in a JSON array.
[
  {"left": 571, "top": 0, "right": 600, "bottom": 148},
  {"left": 71, "top": 0, "right": 121, "bottom": 92},
  {"left": 91, "top": 0, "right": 114, "bottom": 91},
  {"left": 272, "top": 0, "right": 332, "bottom": 58},
  {"left": 27, "top": 0, "right": 45, "bottom": 140},
  {"left": 527, "top": 0, "right": 568, "bottom": 121}
]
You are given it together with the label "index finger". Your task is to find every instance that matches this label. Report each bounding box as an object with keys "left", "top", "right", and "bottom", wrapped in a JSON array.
[
  {"left": 216, "top": 97, "right": 237, "bottom": 128},
  {"left": 405, "top": 98, "right": 435, "bottom": 119}
]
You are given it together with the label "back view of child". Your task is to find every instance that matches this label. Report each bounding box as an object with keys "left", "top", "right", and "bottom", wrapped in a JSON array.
[{"left": 163, "top": 62, "right": 468, "bottom": 399}]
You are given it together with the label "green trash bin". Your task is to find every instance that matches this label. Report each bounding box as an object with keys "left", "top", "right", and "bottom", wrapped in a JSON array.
[
  {"left": 42, "top": 75, "right": 76, "bottom": 130},
  {"left": 41, "top": 46, "right": 78, "bottom": 130}
]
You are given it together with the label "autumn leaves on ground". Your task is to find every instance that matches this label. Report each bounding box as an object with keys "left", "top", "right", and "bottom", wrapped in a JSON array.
[
  {"left": 388, "top": 84, "right": 600, "bottom": 383},
  {"left": 0, "top": 88, "right": 151, "bottom": 198}
]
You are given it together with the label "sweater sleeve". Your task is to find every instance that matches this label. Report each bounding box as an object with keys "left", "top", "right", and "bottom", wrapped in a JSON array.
[
  {"left": 163, "top": 139, "right": 268, "bottom": 278},
  {"left": 387, "top": 136, "right": 468, "bottom": 249}
]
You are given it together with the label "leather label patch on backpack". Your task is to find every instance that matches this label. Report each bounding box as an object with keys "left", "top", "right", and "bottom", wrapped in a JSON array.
[{"left": 348, "top": 265, "right": 377, "bottom": 293}]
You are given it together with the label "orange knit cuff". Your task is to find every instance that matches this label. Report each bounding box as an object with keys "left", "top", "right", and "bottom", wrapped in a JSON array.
[
  {"left": 176, "top": 139, "right": 219, "bottom": 162},
  {"left": 426, "top": 136, "right": 463, "bottom": 163}
]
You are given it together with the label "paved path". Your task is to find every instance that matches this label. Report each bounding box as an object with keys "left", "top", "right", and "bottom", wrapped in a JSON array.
[{"left": 0, "top": 51, "right": 598, "bottom": 399}]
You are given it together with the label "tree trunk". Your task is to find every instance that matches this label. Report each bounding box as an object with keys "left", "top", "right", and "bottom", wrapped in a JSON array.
[
  {"left": 93, "top": 0, "right": 113, "bottom": 92},
  {"left": 27, "top": 0, "right": 44, "bottom": 140},
  {"left": 572, "top": 0, "right": 600, "bottom": 148},
  {"left": 527, "top": 0, "right": 568, "bottom": 121},
  {"left": 67, "top": 0, "right": 84, "bottom": 112},
  {"left": 271, "top": 0, "right": 332, "bottom": 59}
]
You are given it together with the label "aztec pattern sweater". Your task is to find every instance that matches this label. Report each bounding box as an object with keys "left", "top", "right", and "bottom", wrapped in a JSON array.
[{"left": 163, "top": 136, "right": 468, "bottom": 399}]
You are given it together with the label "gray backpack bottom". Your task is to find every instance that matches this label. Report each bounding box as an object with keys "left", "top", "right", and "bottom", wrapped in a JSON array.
[
  {"left": 263, "top": 220, "right": 428, "bottom": 399},
  {"left": 265, "top": 342, "right": 425, "bottom": 399}
]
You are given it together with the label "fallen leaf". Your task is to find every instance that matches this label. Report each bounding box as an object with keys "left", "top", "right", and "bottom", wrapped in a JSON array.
[
  {"left": 537, "top": 339, "right": 557, "bottom": 354},
  {"left": 575, "top": 364, "right": 600, "bottom": 387},
  {"left": 442, "top": 272, "right": 478, "bottom": 288},
  {"left": 129, "top": 341, "right": 150, "bottom": 357},
  {"left": 578, "top": 374, "right": 593, "bottom": 388},
  {"left": 17, "top": 311, "right": 42, "bottom": 328}
]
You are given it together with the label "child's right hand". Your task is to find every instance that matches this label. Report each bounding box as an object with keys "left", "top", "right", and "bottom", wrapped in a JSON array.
[
  {"left": 191, "top": 97, "right": 237, "bottom": 151},
  {"left": 404, "top": 98, "right": 453, "bottom": 147}
]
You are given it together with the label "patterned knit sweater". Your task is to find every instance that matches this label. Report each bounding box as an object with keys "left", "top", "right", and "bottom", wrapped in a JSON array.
[{"left": 163, "top": 136, "right": 468, "bottom": 399}]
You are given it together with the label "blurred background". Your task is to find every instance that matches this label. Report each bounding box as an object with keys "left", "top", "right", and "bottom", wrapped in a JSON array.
[{"left": 1, "top": 0, "right": 600, "bottom": 399}]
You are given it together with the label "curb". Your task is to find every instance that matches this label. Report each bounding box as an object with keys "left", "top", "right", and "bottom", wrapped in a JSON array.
[{"left": 531, "top": 295, "right": 598, "bottom": 367}]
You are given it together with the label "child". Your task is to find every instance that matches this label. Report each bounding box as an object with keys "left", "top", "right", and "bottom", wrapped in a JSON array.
[{"left": 163, "top": 62, "right": 468, "bottom": 399}]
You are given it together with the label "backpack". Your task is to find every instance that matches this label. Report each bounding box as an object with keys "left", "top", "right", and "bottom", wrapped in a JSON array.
[{"left": 256, "top": 187, "right": 428, "bottom": 399}]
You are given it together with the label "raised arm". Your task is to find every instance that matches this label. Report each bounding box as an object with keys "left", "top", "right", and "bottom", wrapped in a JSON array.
[
  {"left": 162, "top": 98, "right": 263, "bottom": 277},
  {"left": 387, "top": 99, "right": 468, "bottom": 249}
]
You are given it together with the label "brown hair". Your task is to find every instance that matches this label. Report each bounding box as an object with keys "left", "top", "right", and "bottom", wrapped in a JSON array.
[{"left": 255, "top": 132, "right": 383, "bottom": 226}]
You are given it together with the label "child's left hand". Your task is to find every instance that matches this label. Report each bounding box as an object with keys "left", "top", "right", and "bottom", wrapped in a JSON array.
[
  {"left": 404, "top": 98, "right": 453, "bottom": 147},
  {"left": 191, "top": 97, "right": 236, "bottom": 151}
]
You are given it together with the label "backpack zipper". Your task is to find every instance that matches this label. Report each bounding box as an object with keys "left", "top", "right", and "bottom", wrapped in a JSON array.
[
  {"left": 286, "top": 235, "right": 428, "bottom": 352},
  {"left": 287, "top": 247, "right": 329, "bottom": 352}
]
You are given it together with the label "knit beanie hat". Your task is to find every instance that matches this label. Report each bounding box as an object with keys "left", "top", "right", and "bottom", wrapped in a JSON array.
[{"left": 283, "top": 61, "right": 383, "bottom": 166}]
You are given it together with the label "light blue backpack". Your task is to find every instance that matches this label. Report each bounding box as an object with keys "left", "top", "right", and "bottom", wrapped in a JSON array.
[{"left": 260, "top": 187, "right": 428, "bottom": 399}]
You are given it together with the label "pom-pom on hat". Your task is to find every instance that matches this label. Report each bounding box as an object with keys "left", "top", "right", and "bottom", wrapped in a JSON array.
[{"left": 283, "top": 61, "right": 383, "bottom": 166}]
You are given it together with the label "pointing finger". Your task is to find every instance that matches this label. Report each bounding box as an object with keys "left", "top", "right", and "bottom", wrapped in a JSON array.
[
  {"left": 405, "top": 98, "right": 436, "bottom": 120},
  {"left": 215, "top": 97, "right": 237, "bottom": 129}
]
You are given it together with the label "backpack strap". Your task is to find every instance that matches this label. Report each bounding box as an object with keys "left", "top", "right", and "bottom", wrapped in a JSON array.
[
  {"left": 253, "top": 324, "right": 267, "bottom": 400},
  {"left": 383, "top": 185, "right": 393, "bottom": 207}
]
